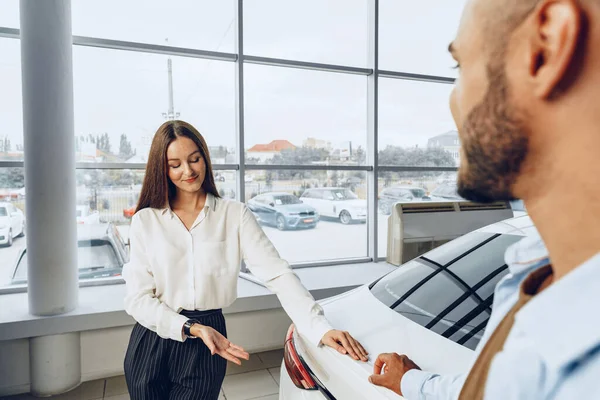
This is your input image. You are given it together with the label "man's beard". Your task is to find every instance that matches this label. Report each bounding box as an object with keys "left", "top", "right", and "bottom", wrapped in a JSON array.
[{"left": 457, "top": 63, "right": 529, "bottom": 203}]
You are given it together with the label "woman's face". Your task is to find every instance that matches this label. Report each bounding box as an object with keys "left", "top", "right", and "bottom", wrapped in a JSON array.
[{"left": 166, "top": 136, "right": 206, "bottom": 195}]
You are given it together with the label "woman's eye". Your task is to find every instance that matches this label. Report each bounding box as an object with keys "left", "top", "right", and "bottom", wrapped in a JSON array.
[
  {"left": 169, "top": 164, "right": 180, "bottom": 169},
  {"left": 191, "top": 158, "right": 201, "bottom": 163}
]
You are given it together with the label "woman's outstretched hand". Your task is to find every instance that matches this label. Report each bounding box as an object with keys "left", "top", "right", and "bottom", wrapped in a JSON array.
[
  {"left": 191, "top": 324, "right": 250, "bottom": 365},
  {"left": 321, "top": 330, "right": 369, "bottom": 362}
]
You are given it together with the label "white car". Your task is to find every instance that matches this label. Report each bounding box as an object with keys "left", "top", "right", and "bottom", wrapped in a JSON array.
[
  {"left": 280, "top": 215, "right": 537, "bottom": 399},
  {"left": 0, "top": 202, "right": 25, "bottom": 247},
  {"left": 300, "top": 188, "right": 367, "bottom": 224},
  {"left": 76, "top": 205, "right": 100, "bottom": 225}
]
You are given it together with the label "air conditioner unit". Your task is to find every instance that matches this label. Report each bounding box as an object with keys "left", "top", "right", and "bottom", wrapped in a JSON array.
[{"left": 386, "top": 201, "right": 513, "bottom": 266}]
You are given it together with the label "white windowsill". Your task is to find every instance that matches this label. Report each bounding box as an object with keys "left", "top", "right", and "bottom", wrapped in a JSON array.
[{"left": 0, "top": 262, "right": 396, "bottom": 341}]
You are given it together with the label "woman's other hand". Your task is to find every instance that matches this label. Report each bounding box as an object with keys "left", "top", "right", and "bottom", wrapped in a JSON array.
[
  {"left": 321, "top": 330, "right": 369, "bottom": 362},
  {"left": 191, "top": 324, "right": 250, "bottom": 365}
]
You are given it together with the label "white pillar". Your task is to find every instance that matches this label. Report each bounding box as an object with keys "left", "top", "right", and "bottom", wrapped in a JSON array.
[
  {"left": 20, "top": 0, "right": 81, "bottom": 394},
  {"left": 29, "top": 333, "right": 82, "bottom": 396}
]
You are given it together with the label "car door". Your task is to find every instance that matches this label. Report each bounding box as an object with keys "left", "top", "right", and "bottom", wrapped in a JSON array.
[
  {"left": 9, "top": 205, "right": 21, "bottom": 233},
  {"left": 321, "top": 190, "right": 337, "bottom": 217},
  {"left": 249, "top": 195, "right": 268, "bottom": 223},
  {"left": 263, "top": 195, "right": 278, "bottom": 225}
]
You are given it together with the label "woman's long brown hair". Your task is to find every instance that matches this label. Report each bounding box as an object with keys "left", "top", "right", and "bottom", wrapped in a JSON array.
[{"left": 135, "top": 120, "right": 220, "bottom": 213}]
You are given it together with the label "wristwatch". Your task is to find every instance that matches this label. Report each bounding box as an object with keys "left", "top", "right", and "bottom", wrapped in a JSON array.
[{"left": 183, "top": 319, "right": 200, "bottom": 339}]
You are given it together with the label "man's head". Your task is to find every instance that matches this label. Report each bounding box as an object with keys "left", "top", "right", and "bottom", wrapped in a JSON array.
[{"left": 450, "top": 0, "right": 598, "bottom": 203}]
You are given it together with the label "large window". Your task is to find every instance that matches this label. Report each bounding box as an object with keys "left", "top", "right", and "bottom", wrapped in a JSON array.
[
  {"left": 244, "top": 0, "right": 368, "bottom": 66},
  {"left": 73, "top": 47, "right": 236, "bottom": 164},
  {"left": 244, "top": 65, "right": 367, "bottom": 166},
  {"left": 245, "top": 170, "right": 367, "bottom": 263},
  {"left": 0, "top": 38, "right": 23, "bottom": 162},
  {"left": 71, "top": 0, "right": 236, "bottom": 52},
  {"left": 379, "top": 0, "right": 466, "bottom": 77},
  {"left": 379, "top": 78, "right": 458, "bottom": 166},
  {"left": 0, "top": 2, "right": 464, "bottom": 292},
  {"left": 0, "top": 0, "right": 19, "bottom": 29}
]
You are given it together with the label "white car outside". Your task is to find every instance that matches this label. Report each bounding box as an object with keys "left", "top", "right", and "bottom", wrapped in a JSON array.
[
  {"left": 0, "top": 202, "right": 25, "bottom": 247},
  {"left": 76, "top": 205, "right": 100, "bottom": 225},
  {"left": 280, "top": 215, "right": 537, "bottom": 399},
  {"left": 300, "top": 188, "right": 367, "bottom": 224}
]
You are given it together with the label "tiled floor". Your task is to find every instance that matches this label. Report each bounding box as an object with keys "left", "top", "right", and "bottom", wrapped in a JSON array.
[{"left": 1, "top": 349, "right": 284, "bottom": 400}]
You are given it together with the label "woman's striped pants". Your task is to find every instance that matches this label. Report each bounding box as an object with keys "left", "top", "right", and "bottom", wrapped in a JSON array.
[{"left": 124, "top": 309, "right": 227, "bottom": 400}]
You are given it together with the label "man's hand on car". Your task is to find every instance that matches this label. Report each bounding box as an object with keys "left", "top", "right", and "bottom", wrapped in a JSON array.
[{"left": 369, "top": 353, "right": 421, "bottom": 395}]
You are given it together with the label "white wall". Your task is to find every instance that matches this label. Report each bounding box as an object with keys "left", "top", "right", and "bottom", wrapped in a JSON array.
[{"left": 0, "top": 309, "right": 291, "bottom": 397}]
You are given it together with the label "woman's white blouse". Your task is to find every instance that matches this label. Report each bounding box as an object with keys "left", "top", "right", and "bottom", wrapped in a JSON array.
[{"left": 122, "top": 193, "right": 333, "bottom": 346}]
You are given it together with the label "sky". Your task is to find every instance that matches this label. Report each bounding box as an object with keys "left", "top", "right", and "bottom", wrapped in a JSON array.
[{"left": 0, "top": 0, "right": 465, "bottom": 160}]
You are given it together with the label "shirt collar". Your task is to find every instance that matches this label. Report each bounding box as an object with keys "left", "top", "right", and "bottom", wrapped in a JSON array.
[
  {"left": 516, "top": 252, "right": 600, "bottom": 370},
  {"left": 504, "top": 230, "right": 550, "bottom": 276},
  {"left": 160, "top": 192, "right": 216, "bottom": 217}
]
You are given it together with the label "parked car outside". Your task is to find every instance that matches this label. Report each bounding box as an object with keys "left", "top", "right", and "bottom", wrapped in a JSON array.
[
  {"left": 76, "top": 204, "right": 100, "bottom": 224},
  {"left": 300, "top": 188, "right": 366, "bottom": 224},
  {"left": 248, "top": 192, "right": 319, "bottom": 231},
  {"left": 0, "top": 202, "right": 25, "bottom": 247},
  {"left": 430, "top": 182, "right": 464, "bottom": 201},
  {"left": 378, "top": 185, "right": 431, "bottom": 215},
  {"left": 10, "top": 223, "right": 129, "bottom": 285},
  {"left": 280, "top": 215, "right": 536, "bottom": 400}
]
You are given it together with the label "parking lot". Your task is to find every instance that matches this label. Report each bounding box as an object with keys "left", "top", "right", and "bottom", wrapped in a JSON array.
[{"left": 0, "top": 214, "right": 391, "bottom": 288}]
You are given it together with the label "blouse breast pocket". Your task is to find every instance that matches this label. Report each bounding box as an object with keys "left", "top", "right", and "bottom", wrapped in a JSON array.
[{"left": 196, "top": 238, "right": 239, "bottom": 276}]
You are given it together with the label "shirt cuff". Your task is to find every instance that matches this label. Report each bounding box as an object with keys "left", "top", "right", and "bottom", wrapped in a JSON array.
[
  {"left": 170, "top": 313, "right": 190, "bottom": 343},
  {"left": 401, "top": 369, "right": 436, "bottom": 400},
  {"left": 303, "top": 318, "right": 334, "bottom": 348}
]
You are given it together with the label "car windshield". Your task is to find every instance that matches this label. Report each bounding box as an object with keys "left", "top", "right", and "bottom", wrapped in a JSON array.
[
  {"left": 410, "top": 188, "right": 427, "bottom": 198},
  {"left": 331, "top": 189, "right": 357, "bottom": 201},
  {"left": 369, "top": 231, "right": 523, "bottom": 350},
  {"left": 0, "top": 207, "right": 7, "bottom": 217},
  {"left": 13, "top": 242, "right": 120, "bottom": 282},
  {"left": 273, "top": 195, "right": 301, "bottom": 205}
]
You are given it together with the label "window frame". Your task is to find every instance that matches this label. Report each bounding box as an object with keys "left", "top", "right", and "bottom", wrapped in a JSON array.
[{"left": 0, "top": 1, "right": 460, "bottom": 294}]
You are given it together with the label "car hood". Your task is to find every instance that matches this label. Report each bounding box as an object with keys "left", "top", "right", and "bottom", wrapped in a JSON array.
[
  {"left": 277, "top": 203, "right": 317, "bottom": 214},
  {"left": 294, "top": 286, "right": 473, "bottom": 399},
  {"left": 0, "top": 216, "right": 10, "bottom": 225}
]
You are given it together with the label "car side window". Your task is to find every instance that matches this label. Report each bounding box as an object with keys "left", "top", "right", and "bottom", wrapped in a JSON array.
[{"left": 323, "top": 191, "right": 335, "bottom": 200}]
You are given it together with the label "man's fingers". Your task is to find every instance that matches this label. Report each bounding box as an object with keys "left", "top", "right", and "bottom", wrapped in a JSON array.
[
  {"left": 373, "top": 353, "right": 393, "bottom": 374},
  {"left": 368, "top": 373, "right": 387, "bottom": 387}
]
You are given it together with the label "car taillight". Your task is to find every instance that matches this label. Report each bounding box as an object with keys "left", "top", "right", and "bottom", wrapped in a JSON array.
[{"left": 283, "top": 324, "right": 318, "bottom": 390}]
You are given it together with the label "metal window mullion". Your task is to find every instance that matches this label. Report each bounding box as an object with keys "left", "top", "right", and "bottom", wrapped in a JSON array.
[
  {"left": 73, "top": 36, "right": 237, "bottom": 62},
  {"left": 378, "top": 70, "right": 456, "bottom": 84},
  {"left": 367, "top": 0, "right": 380, "bottom": 262},
  {"left": 0, "top": 27, "right": 19, "bottom": 39},
  {"left": 235, "top": 0, "right": 245, "bottom": 204},
  {"left": 244, "top": 164, "right": 372, "bottom": 172},
  {"left": 378, "top": 166, "right": 458, "bottom": 172},
  {"left": 243, "top": 55, "right": 372, "bottom": 75}
]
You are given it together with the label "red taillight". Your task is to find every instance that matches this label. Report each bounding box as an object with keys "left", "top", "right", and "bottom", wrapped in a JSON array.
[{"left": 283, "top": 325, "right": 318, "bottom": 390}]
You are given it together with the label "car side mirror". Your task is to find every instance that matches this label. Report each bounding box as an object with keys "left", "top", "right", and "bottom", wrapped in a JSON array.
[{"left": 269, "top": 202, "right": 275, "bottom": 207}]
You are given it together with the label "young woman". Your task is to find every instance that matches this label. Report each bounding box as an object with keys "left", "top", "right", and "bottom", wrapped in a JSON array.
[{"left": 123, "top": 120, "right": 368, "bottom": 399}]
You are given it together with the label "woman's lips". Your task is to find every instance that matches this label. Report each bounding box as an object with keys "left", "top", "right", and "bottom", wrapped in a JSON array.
[{"left": 184, "top": 176, "right": 198, "bottom": 183}]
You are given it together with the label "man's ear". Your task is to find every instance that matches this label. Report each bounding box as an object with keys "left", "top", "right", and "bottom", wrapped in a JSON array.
[{"left": 525, "top": 0, "right": 584, "bottom": 99}]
